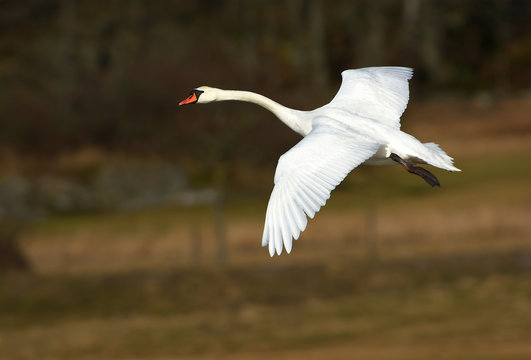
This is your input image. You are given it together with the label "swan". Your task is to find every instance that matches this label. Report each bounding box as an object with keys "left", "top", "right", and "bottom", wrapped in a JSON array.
[{"left": 179, "top": 67, "right": 460, "bottom": 256}]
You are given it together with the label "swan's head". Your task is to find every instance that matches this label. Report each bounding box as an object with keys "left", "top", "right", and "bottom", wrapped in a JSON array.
[{"left": 179, "top": 86, "right": 218, "bottom": 105}]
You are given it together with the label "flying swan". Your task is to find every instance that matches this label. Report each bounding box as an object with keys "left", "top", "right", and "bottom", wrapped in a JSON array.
[{"left": 179, "top": 67, "right": 460, "bottom": 256}]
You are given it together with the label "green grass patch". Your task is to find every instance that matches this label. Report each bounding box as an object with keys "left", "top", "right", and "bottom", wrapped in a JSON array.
[{"left": 1, "top": 251, "right": 530, "bottom": 359}]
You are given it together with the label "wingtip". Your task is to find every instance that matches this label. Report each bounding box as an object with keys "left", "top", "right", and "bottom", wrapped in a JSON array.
[
  {"left": 268, "top": 237, "right": 275, "bottom": 257},
  {"left": 284, "top": 240, "right": 292, "bottom": 254},
  {"left": 264, "top": 236, "right": 294, "bottom": 256},
  {"left": 342, "top": 66, "right": 414, "bottom": 80},
  {"left": 269, "top": 246, "right": 275, "bottom": 257}
]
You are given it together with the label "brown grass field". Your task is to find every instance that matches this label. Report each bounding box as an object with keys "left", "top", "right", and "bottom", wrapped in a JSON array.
[{"left": 1, "top": 97, "right": 530, "bottom": 359}]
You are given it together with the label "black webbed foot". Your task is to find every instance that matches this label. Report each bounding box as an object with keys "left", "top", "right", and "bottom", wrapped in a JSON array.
[{"left": 390, "top": 153, "right": 440, "bottom": 187}]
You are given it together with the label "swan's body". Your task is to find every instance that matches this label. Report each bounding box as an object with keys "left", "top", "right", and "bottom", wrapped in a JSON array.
[{"left": 180, "top": 67, "right": 460, "bottom": 256}]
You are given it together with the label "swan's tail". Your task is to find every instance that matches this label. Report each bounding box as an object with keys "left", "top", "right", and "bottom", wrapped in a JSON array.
[{"left": 421, "top": 142, "right": 461, "bottom": 172}]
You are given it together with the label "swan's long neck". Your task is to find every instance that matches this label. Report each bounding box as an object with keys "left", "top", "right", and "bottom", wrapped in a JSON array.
[{"left": 215, "top": 89, "right": 310, "bottom": 136}]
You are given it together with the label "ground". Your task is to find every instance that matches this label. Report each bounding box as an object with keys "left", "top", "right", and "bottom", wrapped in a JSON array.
[{"left": 0, "top": 97, "right": 530, "bottom": 359}]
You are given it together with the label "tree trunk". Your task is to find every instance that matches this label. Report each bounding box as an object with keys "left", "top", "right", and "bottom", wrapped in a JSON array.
[
  {"left": 364, "top": 0, "right": 385, "bottom": 65},
  {"left": 0, "top": 226, "right": 31, "bottom": 272},
  {"left": 402, "top": 0, "right": 421, "bottom": 64},
  {"left": 420, "top": 0, "right": 443, "bottom": 84},
  {"left": 308, "top": 0, "right": 329, "bottom": 88}
]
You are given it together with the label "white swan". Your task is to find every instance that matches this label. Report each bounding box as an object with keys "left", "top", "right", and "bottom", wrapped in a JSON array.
[{"left": 180, "top": 67, "right": 460, "bottom": 256}]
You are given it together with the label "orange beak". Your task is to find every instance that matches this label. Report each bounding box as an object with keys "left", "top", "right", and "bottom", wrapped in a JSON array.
[{"left": 179, "top": 92, "right": 197, "bottom": 106}]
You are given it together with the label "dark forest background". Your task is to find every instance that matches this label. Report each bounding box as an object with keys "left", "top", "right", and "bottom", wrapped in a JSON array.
[{"left": 1, "top": 0, "right": 529, "bottom": 161}]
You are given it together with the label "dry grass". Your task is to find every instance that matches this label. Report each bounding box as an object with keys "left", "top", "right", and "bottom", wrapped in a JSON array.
[{"left": 1, "top": 98, "right": 531, "bottom": 359}]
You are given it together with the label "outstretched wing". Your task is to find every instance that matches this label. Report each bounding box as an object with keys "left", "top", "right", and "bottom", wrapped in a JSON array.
[
  {"left": 330, "top": 67, "right": 413, "bottom": 129},
  {"left": 262, "top": 123, "right": 380, "bottom": 256}
]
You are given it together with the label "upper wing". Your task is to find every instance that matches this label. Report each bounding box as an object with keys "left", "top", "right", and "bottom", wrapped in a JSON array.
[
  {"left": 329, "top": 67, "right": 413, "bottom": 129},
  {"left": 262, "top": 123, "right": 381, "bottom": 256}
]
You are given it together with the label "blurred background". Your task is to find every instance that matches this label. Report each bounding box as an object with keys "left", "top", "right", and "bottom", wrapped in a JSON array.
[{"left": 1, "top": 0, "right": 530, "bottom": 359}]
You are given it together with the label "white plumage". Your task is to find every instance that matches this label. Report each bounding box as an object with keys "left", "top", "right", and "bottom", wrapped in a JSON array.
[
  {"left": 331, "top": 67, "right": 412, "bottom": 129},
  {"left": 262, "top": 124, "right": 381, "bottom": 254},
  {"left": 179, "top": 67, "right": 460, "bottom": 256}
]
